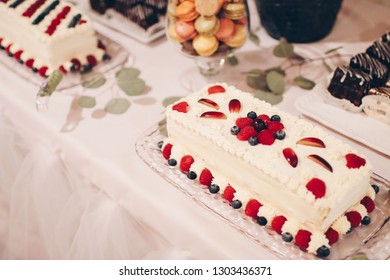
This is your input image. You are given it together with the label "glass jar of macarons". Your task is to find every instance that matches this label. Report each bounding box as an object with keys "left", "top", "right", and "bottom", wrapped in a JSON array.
[{"left": 166, "top": 0, "right": 248, "bottom": 76}]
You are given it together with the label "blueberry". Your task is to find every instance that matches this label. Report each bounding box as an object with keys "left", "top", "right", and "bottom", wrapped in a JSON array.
[
  {"left": 361, "top": 216, "right": 371, "bottom": 225},
  {"left": 346, "top": 228, "right": 352, "bottom": 234},
  {"left": 256, "top": 216, "right": 267, "bottom": 226},
  {"left": 372, "top": 184, "right": 379, "bottom": 194},
  {"left": 316, "top": 246, "right": 330, "bottom": 258},
  {"left": 275, "top": 130, "right": 286, "bottom": 140},
  {"left": 270, "top": 114, "right": 281, "bottom": 122},
  {"left": 209, "top": 184, "right": 220, "bottom": 194},
  {"left": 168, "top": 158, "right": 177, "bottom": 166},
  {"left": 8, "top": 52, "right": 13, "bottom": 57},
  {"left": 252, "top": 119, "right": 266, "bottom": 132},
  {"left": 102, "top": 53, "right": 111, "bottom": 61},
  {"left": 247, "top": 111, "right": 257, "bottom": 119},
  {"left": 157, "top": 140, "right": 164, "bottom": 149},
  {"left": 248, "top": 136, "right": 259, "bottom": 146},
  {"left": 282, "top": 232, "right": 293, "bottom": 242},
  {"left": 32, "top": 67, "right": 38, "bottom": 73},
  {"left": 81, "top": 64, "right": 92, "bottom": 73},
  {"left": 231, "top": 200, "right": 242, "bottom": 209},
  {"left": 230, "top": 126, "right": 240, "bottom": 135},
  {"left": 187, "top": 171, "right": 197, "bottom": 180},
  {"left": 70, "top": 64, "right": 79, "bottom": 72},
  {"left": 19, "top": 60, "right": 24, "bottom": 64},
  {"left": 0, "top": 46, "right": 5, "bottom": 50}
]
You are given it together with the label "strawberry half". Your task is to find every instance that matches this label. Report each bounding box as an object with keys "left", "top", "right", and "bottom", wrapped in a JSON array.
[
  {"left": 179, "top": 155, "right": 194, "bottom": 172},
  {"left": 199, "top": 168, "right": 213, "bottom": 187},
  {"left": 223, "top": 185, "right": 236, "bottom": 201},
  {"left": 244, "top": 199, "right": 262, "bottom": 218},
  {"left": 306, "top": 178, "right": 326, "bottom": 199},
  {"left": 271, "top": 215, "right": 287, "bottom": 234},
  {"left": 172, "top": 101, "right": 189, "bottom": 113}
]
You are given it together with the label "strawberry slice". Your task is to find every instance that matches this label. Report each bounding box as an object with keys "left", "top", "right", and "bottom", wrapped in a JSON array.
[{"left": 208, "top": 85, "right": 226, "bottom": 94}]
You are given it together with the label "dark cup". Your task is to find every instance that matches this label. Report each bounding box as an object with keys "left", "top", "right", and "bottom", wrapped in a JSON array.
[{"left": 255, "top": 0, "right": 343, "bottom": 43}]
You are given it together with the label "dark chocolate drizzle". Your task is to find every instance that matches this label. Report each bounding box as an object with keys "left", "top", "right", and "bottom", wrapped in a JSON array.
[
  {"left": 366, "top": 40, "right": 390, "bottom": 68},
  {"left": 350, "top": 53, "right": 389, "bottom": 85}
]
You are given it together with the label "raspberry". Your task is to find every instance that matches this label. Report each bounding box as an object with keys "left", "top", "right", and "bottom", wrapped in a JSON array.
[
  {"left": 87, "top": 55, "right": 97, "bottom": 67},
  {"left": 345, "top": 153, "right": 366, "bottom": 169},
  {"left": 208, "top": 85, "right": 226, "bottom": 94},
  {"left": 271, "top": 215, "right": 287, "bottom": 234},
  {"left": 257, "top": 129, "right": 275, "bottom": 145},
  {"left": 25, "top": 59, "right": 35, "bottom": 68},
  {"left": 172, "top": 101, "right": 189, "bottom": 113},
  {"left": 179, "top": 155, "right": 194, "bottom": 172},
  {"left": 38, "top": 66, "right": 48, "bottom": 77},
  {"left": 325, "top": 228, "right": 339, "bottom": 245},
  {"left": 295, "top": 229, "right": 312, "bottom": 249},
  {"left": 245, "top": 199, "right": 262, "bottom": 218},
  {"left": 235, "top": 117, "right": 253, "bottom": 129},
  {"left": 162, "top": 143, "right": 172, "bottom": 160},
  {"left": 59, "top": 66, "right": 67, "bottom": 74},
  {"left": 360, "top": 196, "right": 375, "bottom": 213},
  {"left": 71, "top": 58, "right": 81, "bottom": 70},
  {"left": 267, "top": 121, "right": 284, "bottom": 133},
  {"left": 257, "top": 114, "right": 270, "bottom": 124},
  {"left": 199, "top": 168, "right": 213, "bottom": 187},
  {"left": 237, "top": 126, "right": 257, "bottom": 141},
  {"left": 346, "top": 211, "right": 362, "bottom": 227},
  {"left": 223, "top": 185, "right": 236, "bottom": 201},
  {"left": 306, "top": 178, "right": 326, "bottom": 199},
  {"left": 13, "top": 50, "right": 23, "bottom": 60}
]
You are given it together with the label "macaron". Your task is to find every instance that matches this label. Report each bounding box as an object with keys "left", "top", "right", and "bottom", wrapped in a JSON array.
[
  {"left": 222, "top": 2, "right": 246, "bottom": 20},
  {"left": 215, "top": 18, "right": 235, "bottom": 41},
  {"left": 195, "top": 15, "right": 220, "bottom": 35},
  {"left": 168, "top": 24, "right": 185, "bottom": 43},
  {"left": 195, "top": 0, "right": 223, "bottom": 16},
  {"left": 224, "top": 24, "right": 247, "bottom": 48},
  {"left": 192, "top": 34, "right": 219, "bottom": 56},
  {"left": 175, "top": 20, "right": 198, "bottom": 40},
  {"left": 176, "top": 1, "right": 199, "bottom": 22}
]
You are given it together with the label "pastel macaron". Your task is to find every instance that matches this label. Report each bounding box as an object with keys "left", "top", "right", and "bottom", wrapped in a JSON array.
[
  {"left": 215, "top": 18, "right": 235, "bottom": 41},
  {"left": 195, "top": 15, "right": 220, "bottom": 35},
  {"left": 192, "top": 34, "right": 219, "bottom": 56},
  {"left": 175, "top": 20, "right": 198, "bottom": 40},
  {"left": 168, "top": 24, "right": 185, "bottom": 43},
  {"left": 195, "top": 0, "right": 224, "bottom": 16},
  {"left": 222, "top": 2, "right": 246, "bottom": 20},
  {"left": 176, "top": 1, "right": 199, "bottom": 22},
  {"left": 224, "top": 24, "right": 247, "bottom": 48}
]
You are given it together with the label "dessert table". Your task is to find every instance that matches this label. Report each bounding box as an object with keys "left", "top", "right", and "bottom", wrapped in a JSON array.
[{"left": 0, "top": 0, "right": 389, "bottom": 260}]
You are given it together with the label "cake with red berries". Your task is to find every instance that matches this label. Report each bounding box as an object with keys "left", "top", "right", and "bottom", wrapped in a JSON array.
[
  {"left": 0, "top": 0, "right": 109, "bottom": 77},
  {"left": 161, "top": 83, "right": 376, "bottom": 258}
]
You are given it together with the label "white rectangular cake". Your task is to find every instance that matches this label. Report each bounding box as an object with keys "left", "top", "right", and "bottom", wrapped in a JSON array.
[
  {"left": 162, "top": 84, "right": 376, "bottom": 257},
  {"left": 0, "top": 0, "right": 106, "bottom": 76}
]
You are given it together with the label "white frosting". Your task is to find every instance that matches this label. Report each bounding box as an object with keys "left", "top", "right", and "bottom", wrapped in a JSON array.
[
  {"left": 0, "top": 0, "right": 102, "bottom": 74},
  {"left": 331, "top": 216, "right": 351, "bottom": 235},
  {"left": 307, "top": 232, "right": 330, "bottom": 254},
  {"left": 166, "top": 83, "right": 373, "bottom": 238}
]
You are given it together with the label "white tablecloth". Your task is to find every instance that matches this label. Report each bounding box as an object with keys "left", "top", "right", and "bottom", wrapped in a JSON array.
[{"left": 0, "top": 0, "right": 389, "bottom": 260}]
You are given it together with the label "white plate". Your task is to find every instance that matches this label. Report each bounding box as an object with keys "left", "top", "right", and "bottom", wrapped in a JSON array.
[{"left": 295, "top": 90, "right": 390, "bottom": 156}]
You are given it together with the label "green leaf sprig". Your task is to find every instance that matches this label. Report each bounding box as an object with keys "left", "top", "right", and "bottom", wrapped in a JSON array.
[{"left": 245, "top": 38, "right": 345, "bottom": 105}]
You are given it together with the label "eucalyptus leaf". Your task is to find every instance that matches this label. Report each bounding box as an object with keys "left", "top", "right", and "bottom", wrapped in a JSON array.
[
  {"left": 249, "top": 31, "right": 260, "bottom": 46},
  {"left": 158, "top": 119, "right": 168, "bottom": 136},
  {"left": 105, "top": 98, "right": 131, "bottom": 114},
  {"left": 325, "top": 46, "right": 342, "bottom": 55},
  {"left": 266, "top": 70, "right": 285, "bottom": 95},
  {"left": 117, "top": 77, "right": 146, "bottom": 96},
  {"left": 78, "top": 96, "right": 96, "bottom": 108},
  {"left": 265, "top": 66, "right": 286, "bottom": 76},
  {"left": 254, "top": 90, "right": 283, "bottom": 105},
  {"left": 323, "top": 60, "right": 333, "bottom": 73},
  {"left": 293, "top": 76, "right": 316, "bottom": 90},
  {"left": 116, "top": 67, "right": 141, "bottom": 79},
  {"left": 273, "top": 37, "right": 294, "bottom": 58},
  {"left": 227, "top": 53, "right": 239, "bottom": 65},
  {"left": 82, "top": 72, "right": 106, "bottom": 89},
  {"left": 290, "top": 52, "right": 306, "bottom": 61},
  {"left": 162, "top": 96, "right": 182, "bottom": 107}
]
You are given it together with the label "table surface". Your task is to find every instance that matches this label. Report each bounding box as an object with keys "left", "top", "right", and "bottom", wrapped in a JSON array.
[{"left": 0, "top": 0, "right": 389, "bottom": 260}]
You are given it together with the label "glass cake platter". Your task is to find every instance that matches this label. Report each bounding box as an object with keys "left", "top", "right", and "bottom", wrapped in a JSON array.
[
  {"left": 0, "top": 33, "right": 129, "bottom": 92},
  {"left": 135, "top": 121, "right": 390, "bottom": 260}
]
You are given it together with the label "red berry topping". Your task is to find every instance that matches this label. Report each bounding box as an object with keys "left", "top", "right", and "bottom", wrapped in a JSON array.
[
  {"left": 345, "top": 153, "right": 366, "bottom": 169},
  {"left": 295, "top": 230, "right": 312, "bottom": 249},
  {"left": 257, "top": 129, "right": 275, "bottom": 145},
  {"left": 283, "top": 148, "right": 298, "bottom": 168},
  {"left": 306, "top": 178, "right": 326, "bottom": 199},
  {"left": 267, "top": 121, "right": 284, "bottom": 133},
  {"left": 235, "top": 117, "right": 253, "bottom": 129},
  {"left": 345, "top": 211, "right": 362, "bottom": 228},
  {"left": 87, "top": 55, "right": 97, "bottom": 67},
  {"left": 172, "top": 101, "right": 189, "bottom": 113},
  {"left": 162, "top": 143, "right": 172, "bottom": 160},
  {"left": 245, "top": 199, "right": 262, "bottom": 218},
  {"left": 223, "top": 185, "right": 236, "bottom": 201},
  {"left": 179, "top": 155, "right": 194, "bottom": 172},
  {"left": 325, "top": 228, "right": 339, "bottom": 245},
  {"left": 71, "top": 58, "right": 81, "bottom": 69},
  {"left": 360, "top": 196, "right": 375, "bottom": 213},
  {"left": 5, "top": 44, "right": 12, "bottom": 53},
  {"left": 199, "top": 168, "right": 213, "bottom": 187},
  {"left": 38, "top": 66, "right": 48, "bottom": 77},
  {"left": 25, "top": 59, "right": 34, "bottom": 68},
  {"left": 237, "top": 126, "right": 257, "bottom": 141},
  {"left": 208, "top": 85, "right": 225, "bottom": 94},
  {"left": 13, "top": 50, "right": 23, "bottom": 60},
  {"left": 200, "top": 111, "right": 227, "bottom": 119},
  {"left": 229, "top": 99, "right": 241, "bottom": 113},
  {"left": 271, "top": 215, "right": 287, "bottom": 234},
  {"left": 59, "top": 65, "right": 67, "bottom": 74},
  {"left": 257, "top": 114, "right": 270, "bottom": 124}
]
